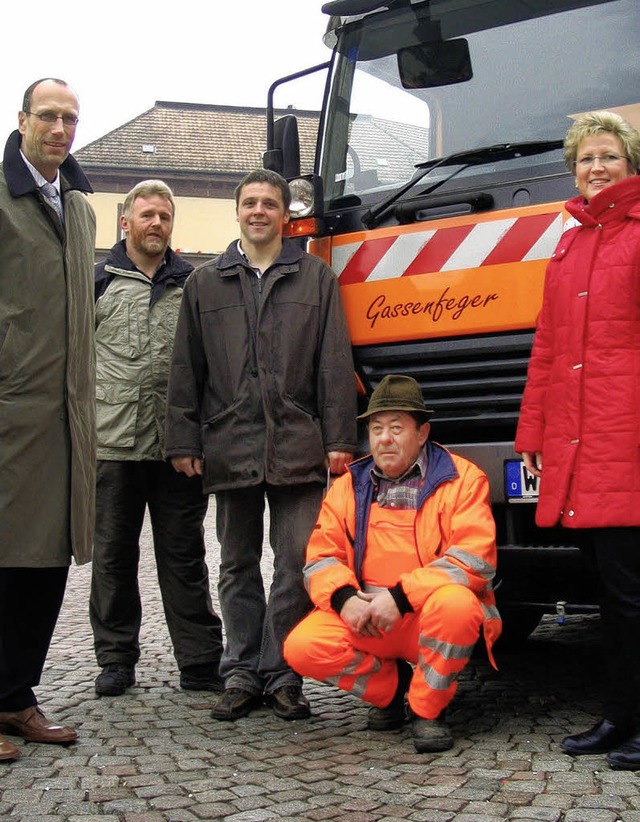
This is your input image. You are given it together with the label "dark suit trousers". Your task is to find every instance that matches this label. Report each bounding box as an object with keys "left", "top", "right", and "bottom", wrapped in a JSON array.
[
  {"left": 0, "top": 566, "right": 68, "bottom": 710},
  {"left": 574, "top": 527, "right": 640, "bottom": 725}
]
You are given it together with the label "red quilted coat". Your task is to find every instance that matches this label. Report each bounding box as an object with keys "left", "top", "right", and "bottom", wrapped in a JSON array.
[{"left": 515, "top": 174, "right": 640, "bottom": 528}]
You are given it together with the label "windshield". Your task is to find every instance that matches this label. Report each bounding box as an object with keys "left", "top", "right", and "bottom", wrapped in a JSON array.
[{"left": 320, "top": 0, "right": 639, "bottom": 205}]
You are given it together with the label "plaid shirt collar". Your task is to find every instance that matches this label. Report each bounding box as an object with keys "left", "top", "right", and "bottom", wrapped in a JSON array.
[{"left": 371, "top": 446, "right": 428, "bottom": 509}]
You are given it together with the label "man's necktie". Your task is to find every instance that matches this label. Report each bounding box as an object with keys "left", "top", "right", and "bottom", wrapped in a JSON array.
[{"left": 40, "top": 182, "right": 64, "bottom": 223}]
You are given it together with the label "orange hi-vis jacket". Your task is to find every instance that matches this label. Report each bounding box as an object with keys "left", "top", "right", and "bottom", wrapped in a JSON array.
[
  {"left": 285, "top": 441, "right": 501, "bottom": 718},
  {"left": 304, "top": 441, "right": 501, "bottom": 656}
]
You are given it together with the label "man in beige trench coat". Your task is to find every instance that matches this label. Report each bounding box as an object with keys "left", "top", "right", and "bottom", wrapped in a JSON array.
[{"left": 0, "top": 78, "right": 96, "bottom": 763}]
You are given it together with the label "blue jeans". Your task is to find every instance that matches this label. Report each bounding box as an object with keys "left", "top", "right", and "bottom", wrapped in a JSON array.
[{"left": 215, "top": 482, "right": 323, "bottom": 695}]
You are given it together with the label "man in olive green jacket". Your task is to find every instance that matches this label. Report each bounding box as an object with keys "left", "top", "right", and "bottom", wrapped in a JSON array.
[
  {"left": 90, "top": 180, "right": 223, "bottom": 699},
  {"left": 0, "top": 78, "right": 96, "bottom": 763}
]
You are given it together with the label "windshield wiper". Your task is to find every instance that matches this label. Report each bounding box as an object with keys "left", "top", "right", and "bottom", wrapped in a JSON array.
[{"left": 361, "top": 139, "right": 564, "bottom": 229}]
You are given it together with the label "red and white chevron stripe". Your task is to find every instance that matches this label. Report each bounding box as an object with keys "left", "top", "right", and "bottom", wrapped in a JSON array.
[{"left": 333, "top": 212, "right": 564, "bottom": 286}]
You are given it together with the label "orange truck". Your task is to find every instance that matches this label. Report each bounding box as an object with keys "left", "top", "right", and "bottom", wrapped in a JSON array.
[{"left": 264, "top": 0, "right": 639, "bottom": 641}]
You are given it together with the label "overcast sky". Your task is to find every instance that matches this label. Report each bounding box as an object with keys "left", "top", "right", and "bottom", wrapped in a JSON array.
[{"left": 1, "top": 1, "right": 332, "bottom": 151}]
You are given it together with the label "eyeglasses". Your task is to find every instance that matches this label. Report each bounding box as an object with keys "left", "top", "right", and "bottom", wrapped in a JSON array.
[
  {"left": 574, "top": 153, "right": 628, "bottom": 168},
  {"left": 24, "top": 111, "right": 79, "bottom": 127}
]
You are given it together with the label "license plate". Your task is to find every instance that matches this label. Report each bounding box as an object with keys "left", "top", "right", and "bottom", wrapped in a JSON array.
[{"left": 504, "top": 459, "right": 539, "bottom": 501}]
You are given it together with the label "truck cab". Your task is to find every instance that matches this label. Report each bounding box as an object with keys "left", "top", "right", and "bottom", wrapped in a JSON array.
[{"left": 265, "top": 0, "right": 640, "bottom": 641}]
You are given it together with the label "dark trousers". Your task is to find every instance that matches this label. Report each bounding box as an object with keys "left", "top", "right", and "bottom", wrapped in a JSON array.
[
  {"left": 90, "top": 460, "right": 223, "bottom": 670},
  {"left": 573, "top": 527, "right": 640, "bottom": 725},
  {"left": 216, "top": 482, "right": 323, "bottom": 694},
  {"left": 0, "top": 566, "right": 68, "bottom": 710}
]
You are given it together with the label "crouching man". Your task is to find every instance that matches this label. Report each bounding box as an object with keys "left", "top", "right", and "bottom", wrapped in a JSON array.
[{"left": 284, "top": 375, "right": 502, "bottom": 752}]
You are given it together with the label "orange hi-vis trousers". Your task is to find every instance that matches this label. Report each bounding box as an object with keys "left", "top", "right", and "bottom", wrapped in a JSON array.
[{"left": 284, "top": 583, "right": 484, "bottom": 720}]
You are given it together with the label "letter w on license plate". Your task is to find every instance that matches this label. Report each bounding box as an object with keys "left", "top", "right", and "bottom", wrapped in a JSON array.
[{"left": 504, "top": 459, "right": 539, "bottom": 502}]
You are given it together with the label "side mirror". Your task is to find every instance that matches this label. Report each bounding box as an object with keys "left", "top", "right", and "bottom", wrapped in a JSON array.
[{"left": 264, "top": 114, "right": 301, "bottom": 179}]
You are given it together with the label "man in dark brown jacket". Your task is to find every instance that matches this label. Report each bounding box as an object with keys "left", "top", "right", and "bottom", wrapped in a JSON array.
[
  {"left": 166, "top": 169, "right": 357, "bottom": 722},
  {"left": 0, "top": 78, "right": 96, "bottom": 763}
]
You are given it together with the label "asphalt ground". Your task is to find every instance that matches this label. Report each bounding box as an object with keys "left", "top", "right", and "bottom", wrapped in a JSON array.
[{"left": 1, "top": 499, "right": 639, "bottom": 822}]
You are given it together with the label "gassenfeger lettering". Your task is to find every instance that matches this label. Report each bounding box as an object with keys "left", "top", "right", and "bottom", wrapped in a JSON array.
[{"left": 366, "top": 287, "right": 499, "bottom": 329}]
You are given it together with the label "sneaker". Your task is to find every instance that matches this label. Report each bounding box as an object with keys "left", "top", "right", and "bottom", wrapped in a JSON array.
[
  {"left": 210, "top": 688, "right": 262, "bottom": 721},
  {"left": 180, "top": 663, "right": 224, "bottom": 692},
  {"left": 95, "top": 664, "right": 135, "bottom": 697},
  {"left": 268, "top": 685, "right": 311, "bottom": 720},
  {"left": 411, "top": 715, "right": 454, "bottom": 753},
  {"left": 367, "top": 659, "right": 413, "bottom": 731}
]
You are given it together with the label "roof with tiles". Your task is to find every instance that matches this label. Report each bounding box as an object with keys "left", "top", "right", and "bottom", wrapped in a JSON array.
[
  {"left": 75, "top": 101, "right": 320, "bottom": 177},
  {"left": 74, "top": 100, "right": 430, "bottom": 202}
]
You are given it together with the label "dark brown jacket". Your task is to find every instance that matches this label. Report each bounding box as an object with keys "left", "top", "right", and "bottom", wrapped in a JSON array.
[{"left": 165, "top": 239, "right": 357, "bottom": 492}]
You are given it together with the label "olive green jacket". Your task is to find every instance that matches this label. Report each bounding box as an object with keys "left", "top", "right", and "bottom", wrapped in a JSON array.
[
  {"left": 0, "top": 131, "right": 96, "bottom": 567},
  {"left": 95, "top": 241, "right": 193, "bottom": 461}
]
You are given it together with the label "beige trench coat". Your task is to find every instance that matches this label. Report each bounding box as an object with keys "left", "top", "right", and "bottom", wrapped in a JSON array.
[{"left": 0, "top": 132, "right": 96, "bottom": 567}]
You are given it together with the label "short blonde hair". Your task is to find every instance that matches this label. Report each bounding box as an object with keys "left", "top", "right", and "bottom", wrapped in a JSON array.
[
  {"left": 122, "top": 179, "right": 175, "bottom": 218},
  {"left": 563, "top": 111, "right": 640, "bottom": 174}
]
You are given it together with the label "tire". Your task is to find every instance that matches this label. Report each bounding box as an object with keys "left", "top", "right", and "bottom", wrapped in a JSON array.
[{"left": 495, "top": 605, "right": 544, "bottom": 649}]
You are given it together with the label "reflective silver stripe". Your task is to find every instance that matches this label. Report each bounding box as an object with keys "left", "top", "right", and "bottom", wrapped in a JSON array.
[
  {"left": 416, "top": 657, "right": 457, "bottom": 691},
  {"left": 419, "top": 635, "right": 475, "bottom": 660},
  {"left": 482, "top": 602, "right": 501, "bottom": 621},
  {"left": 326, "top": 651, "right": 381, "bottom": 699},
  {"left": 448, "top": 547, "right": 495, "bottom": 581},
  {"left": 430, "top": 548, "right": 495, "bottom": 592},
  {"left": 303, "top": 556, "right": 341, "bottom": 582},
  {"left": 362, "top": 584, "right": 387, "bottom": 594},
  {"left": 429, "top": 557, "right": 469, "bottom": 586}
]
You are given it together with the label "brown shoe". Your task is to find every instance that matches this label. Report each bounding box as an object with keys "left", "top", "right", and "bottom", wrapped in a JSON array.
[
  {"left": 0, "top": 706, "right": 77, "bottom": 745},
  {"left": 0, "top": 733, "right": 20, "bottom": 761},
  {"left": 267, "top": 685, "right": 311, "bottom": 720},
  {"left": 210, "top": 688, "right": 263, "bottom": 721}
]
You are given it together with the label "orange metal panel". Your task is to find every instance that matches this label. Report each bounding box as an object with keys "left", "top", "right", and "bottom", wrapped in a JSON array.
[
  {"left": 309, "top": 201, "right": 568, "bottom": 345},
  {"left": 342, "top": 259, "right": 547, "bottom": 345}
]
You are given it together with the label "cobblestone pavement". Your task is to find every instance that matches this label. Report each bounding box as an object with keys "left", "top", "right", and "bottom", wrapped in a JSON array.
[{"left": 1, "top": 499, "right": 639, "bottom": 822}]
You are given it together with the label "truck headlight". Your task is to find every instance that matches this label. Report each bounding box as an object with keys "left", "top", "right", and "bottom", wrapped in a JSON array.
[{"left": 289, "top": 177, "right": 316, "bottom": 218}]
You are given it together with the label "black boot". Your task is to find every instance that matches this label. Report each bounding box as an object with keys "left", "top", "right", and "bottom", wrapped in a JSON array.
[
  {"left": 606, "top": 731, "right": 640, "bottom": 770},
  {"left": 367, "top": 659, "right": 413, "bottom": 731},
  {"left": 561, "top": 718, "right": 633, "bottom": 755}
]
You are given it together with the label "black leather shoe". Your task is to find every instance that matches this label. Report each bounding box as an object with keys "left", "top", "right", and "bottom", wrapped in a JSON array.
[
  {"left": 607, "top": 732, "right": 640, "bottom": 770},
  {"left": 561, "top": 719, "right": 633, "bottom": 756},
  {"left": 210, "top": 688, "right": 262, "bottom": 721},
  {"left": 268, "top": 685, "right": 311, "bottom": 720},
  {"left": 367, "top": 659, "right": 413, "bottom": 731}
]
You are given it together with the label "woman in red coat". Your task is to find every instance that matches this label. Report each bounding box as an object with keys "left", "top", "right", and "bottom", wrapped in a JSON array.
[{"left": 515, "top": 111, "right": 640, "bottom": 771}]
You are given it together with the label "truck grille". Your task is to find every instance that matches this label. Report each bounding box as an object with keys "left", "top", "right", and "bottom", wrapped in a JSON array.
[{"left": 354, "top": 330, "right": 534, "bottom": 445}]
